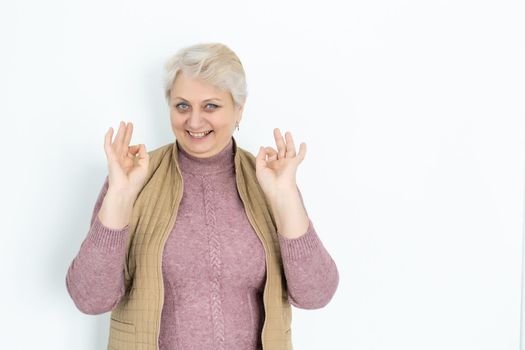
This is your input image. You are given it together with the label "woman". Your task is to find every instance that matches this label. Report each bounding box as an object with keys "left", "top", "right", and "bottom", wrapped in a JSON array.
[{"left": 66, "top": 42, "right": 339, "bottom": 350}]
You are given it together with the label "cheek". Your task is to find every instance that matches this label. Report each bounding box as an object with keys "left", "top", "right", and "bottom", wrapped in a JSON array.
[
  {"left": 212, "top": 112, "right": 236, "bottom": 129},
  {"left": 169, "top": 113, "right": 184, "bottom": 127}
]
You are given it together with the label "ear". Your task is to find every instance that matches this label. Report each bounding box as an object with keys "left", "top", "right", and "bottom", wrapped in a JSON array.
[{"left": 237, "top": 104, "right": 244, "bottom": 122}]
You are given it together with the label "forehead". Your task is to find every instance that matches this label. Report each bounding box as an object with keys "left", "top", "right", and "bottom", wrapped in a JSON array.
[{"left": 170, "top": 71, "right": 229, "bottom": 102}]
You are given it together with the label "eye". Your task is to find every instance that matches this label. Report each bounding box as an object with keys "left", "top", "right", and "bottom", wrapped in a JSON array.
[
  {"left": 205, "top": 103, "right": 219, "bottom": 110},
  {"left": 175, "top": 102, "right": 189, "bottom": 111}
]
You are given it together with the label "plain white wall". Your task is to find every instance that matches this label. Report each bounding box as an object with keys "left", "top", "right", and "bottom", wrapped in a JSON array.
[{"left": 1, "top": 0, "right": 524, "bottom": 349}]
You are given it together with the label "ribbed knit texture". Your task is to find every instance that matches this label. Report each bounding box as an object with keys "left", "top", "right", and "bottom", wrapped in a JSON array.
[{"left": 66, "top": 137, "right": 339, "bottom": 349}]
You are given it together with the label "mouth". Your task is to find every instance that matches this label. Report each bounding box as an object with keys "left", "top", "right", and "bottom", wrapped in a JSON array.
[{"left": 187, "top": 129, "right": 213, "bottom": 139}]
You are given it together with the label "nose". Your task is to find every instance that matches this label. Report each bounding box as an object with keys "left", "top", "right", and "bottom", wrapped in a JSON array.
[{"left": 186, "top": 110, "right": 208, "bottom": 130}]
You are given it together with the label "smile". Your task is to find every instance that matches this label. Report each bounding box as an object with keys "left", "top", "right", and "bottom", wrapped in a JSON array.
[{"left": 187, "top": 130, "right": 213, "bottom": 138}]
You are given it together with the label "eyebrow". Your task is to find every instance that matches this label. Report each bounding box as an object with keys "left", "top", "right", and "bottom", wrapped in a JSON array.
[{"left": 172, "top": 97, "right": 222, "bottom": 103}]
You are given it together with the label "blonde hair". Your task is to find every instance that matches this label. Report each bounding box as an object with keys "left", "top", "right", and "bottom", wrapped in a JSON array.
[{"left": 163, "top": 42, "right": 248, "bottom": 109}]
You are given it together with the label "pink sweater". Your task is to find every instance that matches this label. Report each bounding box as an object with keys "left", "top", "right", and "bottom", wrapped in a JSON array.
[{"left": 66, "top": 137, "right": 339, "bottom": 350}]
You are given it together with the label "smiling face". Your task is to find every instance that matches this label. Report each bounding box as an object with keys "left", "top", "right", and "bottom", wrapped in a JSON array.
[{"left": 169, "top": 70, "right": 243, "bottom": 158}]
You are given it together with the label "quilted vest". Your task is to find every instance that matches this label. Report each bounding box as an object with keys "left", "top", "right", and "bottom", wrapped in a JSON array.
[{"left": 107, "top": 136, "right": 293, "bottom": 350}]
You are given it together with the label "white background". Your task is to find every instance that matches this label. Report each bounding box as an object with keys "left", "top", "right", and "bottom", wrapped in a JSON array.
[{"left": 1, "top": 0, "right": 524, "bottom": 349}]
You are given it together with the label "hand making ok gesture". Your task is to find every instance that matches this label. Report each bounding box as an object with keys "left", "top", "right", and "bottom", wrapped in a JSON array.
[{"left": 255, "top": 128, "right": 307, "bottom": 201}]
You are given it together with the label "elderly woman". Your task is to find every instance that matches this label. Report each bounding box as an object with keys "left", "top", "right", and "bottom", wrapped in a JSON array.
[{"left": 66, "top": 42, "right": 339, "bottom": 350}]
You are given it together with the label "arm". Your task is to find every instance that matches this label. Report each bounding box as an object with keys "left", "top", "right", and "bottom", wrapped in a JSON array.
[
  {"left": 274, "top": 187, "right": 339, "bottom": 309},
  {"left": 65, "top": 176, "right": 129, "bottom": 315}
]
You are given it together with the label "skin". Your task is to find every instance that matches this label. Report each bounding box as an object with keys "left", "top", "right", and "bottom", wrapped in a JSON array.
[
  {"left": 168, "top": 70, "right": 244, "bottom": 158},
  {"left": 256, "top": 129, "right": 310, "bottom": 239},
  {"left": 103, "top": 71, "right": 310, "bottom": 238}
]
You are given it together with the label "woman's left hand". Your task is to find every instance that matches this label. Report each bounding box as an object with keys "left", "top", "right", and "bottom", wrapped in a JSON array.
[{"left": 255, "top": 128, "right": 307, "bottom": 201}]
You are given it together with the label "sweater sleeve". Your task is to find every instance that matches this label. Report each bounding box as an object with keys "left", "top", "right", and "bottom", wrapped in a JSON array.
[
  {"left": 276, "top": 188, "right": 339, "bottom": 309},
  {"left": 65, "top": 175, "right": 130, "bottom": 315}
]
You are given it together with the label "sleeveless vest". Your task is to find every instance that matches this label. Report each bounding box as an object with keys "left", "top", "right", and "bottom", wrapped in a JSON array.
[{"left": 107, "top": 136, "right": 293, "bottom": 350}]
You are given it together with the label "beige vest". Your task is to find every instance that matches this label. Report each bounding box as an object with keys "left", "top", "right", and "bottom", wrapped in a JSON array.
[{"left": 107, "top": 136, "right": 293, "bottom": 350}]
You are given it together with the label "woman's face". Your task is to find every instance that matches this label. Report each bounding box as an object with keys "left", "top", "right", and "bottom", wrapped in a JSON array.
[{"left": 169, "top": 71, "right": 243, "bottom": 158}]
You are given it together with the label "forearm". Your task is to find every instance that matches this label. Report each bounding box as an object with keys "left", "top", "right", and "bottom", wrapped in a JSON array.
[
  {"left": 267, "top": 185, "right": 309, "bottom": 239},
  {"left": 270, "top": 185, "right": 339, "bottom": 308},
  {"left": 65, "top": 176, "right": 129, "bottom": 314},
  {"left": 98, "top": 185, "right": 136, "bottom": 230},
  {"left": 278, "top": 219, "right": 339, "bottom": 309},
  {"left": 66, "top": 214, "right": 129, "bottom": 314}
]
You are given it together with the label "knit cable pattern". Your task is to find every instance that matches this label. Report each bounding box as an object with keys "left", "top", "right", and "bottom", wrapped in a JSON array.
[{"left": 202, "top": 175, "right": 225, "bottom": 350}]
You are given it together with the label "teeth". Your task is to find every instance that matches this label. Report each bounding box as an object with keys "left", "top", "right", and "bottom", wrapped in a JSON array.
[{"left": 188, "top": 130, "right": 212, "bottom": 138}]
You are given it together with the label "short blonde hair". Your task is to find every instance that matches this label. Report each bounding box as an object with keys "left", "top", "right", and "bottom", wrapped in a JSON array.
[{"left": 163, "top": 42, "right": 248, "bottom": 109}]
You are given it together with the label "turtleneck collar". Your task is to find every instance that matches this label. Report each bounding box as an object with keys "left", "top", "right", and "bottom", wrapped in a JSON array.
[{"left": 176, "top": 137, "right": 235, "bottom": 175}]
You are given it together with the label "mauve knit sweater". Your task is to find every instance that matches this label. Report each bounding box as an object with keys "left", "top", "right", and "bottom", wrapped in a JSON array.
[{"left": 66, "top": 137, "right": 339, "bottom": 350}]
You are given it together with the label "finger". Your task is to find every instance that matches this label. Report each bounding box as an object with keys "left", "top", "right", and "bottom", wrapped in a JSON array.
[
  {"left": 128, "top": 144, "right": 140, "bottom": 152},
  {"left": 255, "top": 146, "right": 267, "bottom": 169},
  {"left": 297, "top": 142, "right": 307, "bottom": 162},
  {"left": 137, "top": 144, "right": 149, "bottom": 165},
  {"left": 122, "top": 122, "right": 134, "bottom": 153},
  {"left": 128, "top": 144, "right": 141, "bottom": 157},
  {"left": 265, "top": 146, "right": 278, "bottom": 162},
  {"left": 113, "top": 121, "right": 126, "bottom": 153},
  {"left": 139, "top": 144, "right": 148, "bottom": 159},
  {"left": 284, "top": 131, "right": 296, "bottom": 158},
  {"left": 273, "top": 128, "right": 286, "bottom": 159},
  {"left": 104, "top": 127, "right": 115, "bottom": 160}
]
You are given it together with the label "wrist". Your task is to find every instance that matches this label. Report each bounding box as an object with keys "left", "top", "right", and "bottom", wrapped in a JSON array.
[
  {"left": 106, "top": 188, "right": 138, "bottom": 204},
  {"left": 267, "top": 185, "right": 299, "bottom": 208}
]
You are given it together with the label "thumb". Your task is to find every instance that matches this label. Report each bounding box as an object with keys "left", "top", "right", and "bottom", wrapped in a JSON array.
[
  {"left": 255, "top": 146, "right": 266, "bottom": 170},
  {"left": 138, "top": 144, "right": 148, "bottom": 163}
]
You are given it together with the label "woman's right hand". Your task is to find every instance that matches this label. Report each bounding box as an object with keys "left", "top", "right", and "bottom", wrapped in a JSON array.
[{"left": 103, "top": 121, "right": 149, "bottom": 198}]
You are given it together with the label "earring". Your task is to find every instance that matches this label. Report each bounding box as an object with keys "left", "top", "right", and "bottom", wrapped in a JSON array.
[{"left": 235, "top": 121, "right": 240, "bottom": 131}]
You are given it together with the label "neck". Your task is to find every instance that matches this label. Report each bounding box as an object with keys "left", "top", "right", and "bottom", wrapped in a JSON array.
[{"left": 176, "top": 137, "right": 235, "bottom": 175}]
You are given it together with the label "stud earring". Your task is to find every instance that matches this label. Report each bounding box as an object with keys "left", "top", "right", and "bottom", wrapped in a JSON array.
[{"left": 235, "top": 121, "right": 240, "bottom": 131}]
